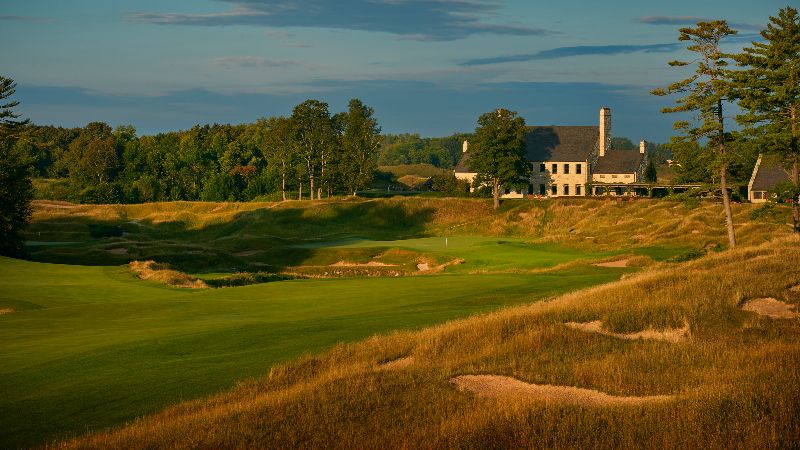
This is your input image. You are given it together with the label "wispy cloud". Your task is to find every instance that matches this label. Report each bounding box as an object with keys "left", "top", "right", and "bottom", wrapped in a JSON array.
[
  {"left": 212, "top": 56, "right": 297, "bottom": 68},
  {"left": 130, "top": 0, "right": 554, "bottom": 41},
  {"left": 461, "top": 43, "right": 680, "bottom": 66},
  {"left": 0, "top": 14, "right": 50, "bottom": 22},
  {"left": 637, "top": 15, "right": 762, "bottom": 31}
]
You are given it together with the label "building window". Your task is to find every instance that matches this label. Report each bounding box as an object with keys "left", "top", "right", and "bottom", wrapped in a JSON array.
[
  {"left": 539, "top": 184, "right": 546, "bottom": 196},
  {"left": 612, "top": 174, "right": 618, "bottom": 178},
  {"left": 551, "top": 185, "right": 557, "bottom": 195},
  {"left": 564, "top": 163, "right": 570, "bottom": 174},
  {"left": 624, "top": 174, "right": 631, "bottom": 178},
  {"left": 576, "top": 184, "right": 582, "bottom": 195},
  {"left": 599, "top": 174, "right": 606, "bottom": 179},
  {"left": 563, "top": 184, "right": 570, "bottom": 195},
  {"left": 551, "top": 163, "right": 558, "bottom": 174},
  {"left": 539, "top": 163, "right": 546, "bottom": 172},
  {"left": 528, "top": 184, "right": 533, "bottom": 195},
  {"left": 576, "top": 164, "right": 582, "bottom": 174}
]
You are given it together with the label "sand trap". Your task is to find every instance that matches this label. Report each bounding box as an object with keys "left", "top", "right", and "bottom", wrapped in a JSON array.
[
  {"left": 233, "top": 250, "right": 260, "bottom": 257},
  {"left": 790, "top": 284, "right": 800, "bottom": 292},
  {"left": 741, "top": 298, "right": 799, "bottom": 319},
  {"left": 451, "top": 375, "right": 672, "bottom": 406},
  {"left": 377, "top": 356, "right": 414, "bottom": 370},
  {"left": 417, "top": 263, "right": 430, "bottom": 271},
  {"left": 108, "top": 248, "right": 128, "bottom": 255},
  {"left": 0, "top": 308, "right": 14, "bottom": 315},
  {"left": 592, "top": 259, "right": 630, "bottom": 268},
  {"left": 330, "top": 261, "right": 396, "bottom": 267},
  {"left": 37, "top": 202, "right": 78, "bottom": 209},
  {"left": 565, "top": 320, "right": 690, "bottom": 343}
]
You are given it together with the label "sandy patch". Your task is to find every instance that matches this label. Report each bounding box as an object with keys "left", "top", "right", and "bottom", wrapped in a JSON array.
[
  {"left": 417, "top": 258, "right": 465, "bottom": 274},
  {"left": 790, "top": 284, "right": 800, "bottom": 292},
  {"left": 691, "top": 230, "right": 700, "bottom": 234},
  {"left": 108, "top": 247, "right": 128, "bottom": 255},
  {"left": 565, "top": 320, "right": 691, "bottom": 343},
  {"left": 36, "top": 201, "right": 78, "bottom": 209},
  {"left": 330, "top": 261, "right": 396, "bottom": 267},
  {"left": 211, "top": 205, "right": 225, "bottom": 212},
  {"left": 234, "top": 250, "right": 260, "bottom": 257},
  {"left": 378, "top": 356, "right": 414, "bottom": 370},
  {"left": 592, "top": 259, "right": 630, "bottom": 268},
  {"left": 741, "top": 298, "right": 799, "bottom": 319},
  {"left": 0, "top": 308, "right": 14, "bottom": 315},
  {"left": 451, "top": 375, "right": 672, "bottom": 406}
]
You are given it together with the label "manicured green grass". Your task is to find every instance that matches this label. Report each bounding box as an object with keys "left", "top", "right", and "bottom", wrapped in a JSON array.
[{"left": 0, "top": 253, "right": 624, "bottom": 448}]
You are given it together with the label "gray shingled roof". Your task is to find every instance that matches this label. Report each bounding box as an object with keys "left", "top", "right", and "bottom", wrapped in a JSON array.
[
  {"left": 752, "top": 156, "right": 790, "bottom": 191},
  {"left": 525, "top": 126, "right": 598, "bottom": 162},
  {"left": 594, "top": 149, "right": 645, "bottom": 174},
  {"left": 455, "top": 125, "right": 599, "bottom": 172},
  {"left": 454, "top": 151, "right": 472, "bottom": 173}
]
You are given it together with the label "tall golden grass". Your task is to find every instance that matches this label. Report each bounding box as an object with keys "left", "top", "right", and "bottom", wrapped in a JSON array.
[
  {"left": 59, "top": 235, "right": 800, "bottom": 449},
  {"left": 128, "top": 260, "right": 208, "bottom": 289}
]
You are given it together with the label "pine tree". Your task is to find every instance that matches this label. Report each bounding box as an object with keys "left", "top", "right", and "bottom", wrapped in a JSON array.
[
  {"left": 652, "top": 20, "right": 739, "bottom": 247},
  {"left": 644, "top": 160, "right": 658, "bottom": 183},
  {"left": 733, "top": 7, "right": 800, "bottom": 232},
  {"left": 468, "top": 108, "right": 529, "bottom": 209},
  {"left": 0, "top": 76, "right": 33, "bottom": 256}
]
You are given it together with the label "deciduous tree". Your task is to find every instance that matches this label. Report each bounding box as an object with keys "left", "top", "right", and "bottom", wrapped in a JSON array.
[
  {"left": 468, "top": 108, "right": 529, "bottom": 209},
  {"left": 339, "top": 99, "right": 381, "bottom": 196}
]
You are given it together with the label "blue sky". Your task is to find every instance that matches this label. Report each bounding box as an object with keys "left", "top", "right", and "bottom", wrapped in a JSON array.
[{"left": 0, "top": 0, "right": 790, "bottom": 142}]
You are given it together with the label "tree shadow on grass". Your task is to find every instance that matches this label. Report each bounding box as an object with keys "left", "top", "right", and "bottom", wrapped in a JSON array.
[{"left": 24, "top": 201, "right": 437, "bottom": 273}]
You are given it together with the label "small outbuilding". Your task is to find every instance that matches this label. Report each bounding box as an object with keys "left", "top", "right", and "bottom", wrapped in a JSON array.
[{"left": 748, "top": 154, "right": 790, "bottom": 203}]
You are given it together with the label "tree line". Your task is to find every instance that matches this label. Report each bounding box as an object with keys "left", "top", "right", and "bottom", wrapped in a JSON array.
[{"left": 11, "top": 99, "right": 382, "bottom": 203}]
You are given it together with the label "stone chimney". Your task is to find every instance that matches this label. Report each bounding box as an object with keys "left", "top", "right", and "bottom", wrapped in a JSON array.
[
  {"left": 639, "top": 140, "right": 647, "bottom": 154},
  {"left": 462, "top": 140, "right": 469, "bottom": 153},
  {"left": 599, "top": 107, "right": 611, "bottom": 157}
]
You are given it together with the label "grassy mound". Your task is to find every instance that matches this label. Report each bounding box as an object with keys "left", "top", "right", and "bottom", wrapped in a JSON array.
[
  {"left": 24, "top": 197, "right": 793, "bottom": 274},
  {"left": 60, "top": 236, "right": 800, "bottom": 449}
]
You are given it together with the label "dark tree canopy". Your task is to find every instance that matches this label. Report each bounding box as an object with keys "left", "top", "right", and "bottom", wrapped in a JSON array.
[
  {"left": 733, "top": 7, "right": 800, "bottom": 232},
  {"left": 0, "top": 76, "right": 34, "bottom": 256},
  {"left": 468, "top": 108, "right": 529, "bottom": 209}
]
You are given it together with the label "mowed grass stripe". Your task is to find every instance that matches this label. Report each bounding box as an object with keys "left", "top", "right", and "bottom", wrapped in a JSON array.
[{"left": 0, "top": 256, "right": 622, "bottom": 448}]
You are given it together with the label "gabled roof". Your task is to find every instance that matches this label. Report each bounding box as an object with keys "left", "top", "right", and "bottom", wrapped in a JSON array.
[
  {"left": 525, "top": 126, "right": 598, "bottom": 162},
  {"left": 751, "top": 155, "right": 790, "bottom": 191},
  {"left": 594, "top": 149, "right": 645, "bottom": 174},
  {"left": 454, "top": 125, "right": 598, "bottom": 174},
  {"left": 454, "top": 151, "right": 472, "bottom": 173}
]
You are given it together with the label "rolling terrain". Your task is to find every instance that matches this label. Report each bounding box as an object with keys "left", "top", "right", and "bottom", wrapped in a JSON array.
[{"left": 0, "top": 197, "right": 795, "bottom": 448}]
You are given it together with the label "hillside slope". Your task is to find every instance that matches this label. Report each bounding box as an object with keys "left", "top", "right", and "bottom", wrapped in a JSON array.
[
  {"left": 27, "top": 197, "right": 793, "bottom": 272},
  {"left": 61, "top": 236, "right": 800, "bottom": 449}
]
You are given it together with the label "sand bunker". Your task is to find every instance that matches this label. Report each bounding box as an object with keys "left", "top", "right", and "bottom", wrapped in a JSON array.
[
  {"left": 233, "top": 250, "right": 260, "bottom": 257},
  {"left": 565, "top": 320, "right": 690, "bottom": 343},
  {"left": 416, "top": 263, "right": 430, "bottom": 271},
  {"left": 330, "top": 261, "right": 396, "bottom": 267},
  {"left": 451, "top": 375, "right": 672, "bottom": 406},
  {"left": 108, "top": 247, "right": 128, "bottom": 255},
  {"left": 741, "top": 298, "right": 799, "bottom": 319},
  {"left": 377, "top": 356, "right": 414, "bottom": 370},
  {"left": 0, "top": 308, "right": 14, "bottom": 315},
  {"left": 790, "top": 284, "right": 800, "bottom": 292},
  {"left": 592, "top": 259, "right": 630, "bottom": 268}
]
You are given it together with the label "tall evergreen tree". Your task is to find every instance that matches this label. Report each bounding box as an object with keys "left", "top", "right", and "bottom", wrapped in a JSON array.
[
  {"left": 652, "top": 20, "right": 739, "bottom": 247},
  {"left": 468, "top": 108, "right": 529, "bottom": 210},
  {"left": 733, "top": 7, "right": 800, "bottom": 232},
  {"left": 339, "top": 99, "right": 381, "bottom": 196},
  {"left": 0, "top": 76, "right": 34, "bottom": 256}
]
